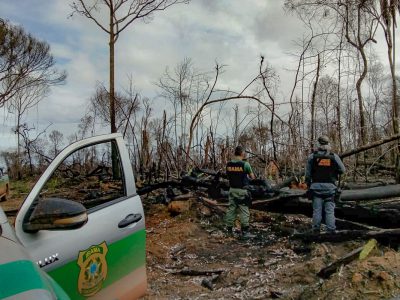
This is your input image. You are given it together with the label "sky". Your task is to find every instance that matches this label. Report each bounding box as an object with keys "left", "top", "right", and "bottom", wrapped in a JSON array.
[{"left": 0, "top": 0, "right": 393, "bottom": 151}]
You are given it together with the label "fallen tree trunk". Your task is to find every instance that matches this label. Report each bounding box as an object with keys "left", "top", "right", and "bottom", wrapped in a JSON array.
[
  {"left": 253, "top": 189, "right": 400, "bottom": 228},
  {"left": 342, "top": 182, "right": 387, "bottom": 190},
  {"left": 272, "top": 185, "right": 400, "bottom": 202},
  {"left": 292, "top": 228, "right": 400, "bottom": 244},
  {"left": 340, "top": 133, "right": 400, "bottom": 159},
  {"left": 340, "top": 184, "right": 400, "bottom": 201},
  {"left": 139, "top": 167, "right": 400, "bottom": 229}
]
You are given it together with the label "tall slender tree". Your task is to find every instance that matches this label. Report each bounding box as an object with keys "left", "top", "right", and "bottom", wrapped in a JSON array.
[{"left": 71, "top": 0, "right": 188, "bottom": 134}]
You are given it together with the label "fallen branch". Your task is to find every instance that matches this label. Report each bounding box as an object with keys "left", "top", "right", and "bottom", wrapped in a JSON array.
[{"left": 173, "top": 268, "right": 225, "bottom": 276}]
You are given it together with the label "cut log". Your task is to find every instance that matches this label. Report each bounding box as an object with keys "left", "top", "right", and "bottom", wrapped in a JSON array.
[
  {"left": 317, "top": 246, "right": 364, "bottom": 278},
  {"left": 317, "top": 239, "right": 377, "bottom": 279}
]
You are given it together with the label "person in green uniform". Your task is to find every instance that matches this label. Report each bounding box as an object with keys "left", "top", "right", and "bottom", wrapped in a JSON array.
[{"left": 224, "top": 146, "right": 256, "bottom": 237}]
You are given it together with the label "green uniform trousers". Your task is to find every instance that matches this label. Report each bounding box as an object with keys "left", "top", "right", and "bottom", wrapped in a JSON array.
[{"left": 224, "top": 188, "right": 250, "bottom": 227}]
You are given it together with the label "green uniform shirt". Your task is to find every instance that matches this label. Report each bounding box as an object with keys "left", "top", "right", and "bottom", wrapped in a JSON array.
[{"left": 230, "top": 158, "right": 253, "bottom": 175}]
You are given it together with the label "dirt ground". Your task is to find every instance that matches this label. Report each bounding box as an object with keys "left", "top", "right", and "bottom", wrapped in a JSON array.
[
  {"left": 142, "top": 197, "right": 400, "bottom": 300},
  {"left": 3, "top": 183, "right": 400, "bottom": 299}
]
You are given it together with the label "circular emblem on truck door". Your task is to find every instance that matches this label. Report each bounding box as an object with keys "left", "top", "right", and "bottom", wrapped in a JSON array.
[{"left": 77, "top": 241, "right": 109, "bottom": 297}]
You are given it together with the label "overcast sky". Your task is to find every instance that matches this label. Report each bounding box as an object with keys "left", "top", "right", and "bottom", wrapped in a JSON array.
[{"left": 0, "top": 0, "right": 392, "bottom": 151}]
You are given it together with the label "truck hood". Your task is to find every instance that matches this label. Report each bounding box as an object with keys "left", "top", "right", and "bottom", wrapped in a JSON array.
[
  {"left": 0, "top": 237, "right": 57, "bottom": 300},
  {"left": 0, "top": 206, "right": 18, "bottom": 242}
]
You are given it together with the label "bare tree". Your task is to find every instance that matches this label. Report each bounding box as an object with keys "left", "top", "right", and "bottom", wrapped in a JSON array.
[
  {"left": 157, "top": 58, "right": 195, "bottom": 151},
  {"left": 71, "top": 0, "right": 188, "bottom": 134},
  {"left": 7, "top": 83, "right": 49, "bottom": 178},
  {"left": 259, "top": 56, "right": 279, "bottom": 161},
  {"left": 310, "top": 53, "right": 321, "bottom": 150},
  {"left": 185, "top": 61, "right": 286, "bottom": 164},
  {"left": 17, "top": 123, "right": 51, "bottom": 175},
  {"left": 48, "top": 130, "right": 64, "bottom": 158},
  {"left": 0, "top": 19, "right": 66, "bottom": 107},
  {"left": 377, "top": 0, "right": 400, "bottom": 136},
  {"left": 285, "top": 0, "right": 380, "bottom": 146},
  {"left": 372, "top": 0, "right": 400, "bottom": 181},
  {"left": 89, "top": 81, "right": 140, "bottom": 136}
]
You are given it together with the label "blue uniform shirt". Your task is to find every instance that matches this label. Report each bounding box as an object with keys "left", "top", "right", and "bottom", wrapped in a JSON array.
[{"left": 305, "top": 149, "right": 346, "bottom": 193}]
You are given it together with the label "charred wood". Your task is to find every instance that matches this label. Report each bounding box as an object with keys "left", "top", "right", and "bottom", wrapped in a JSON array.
[
  {"left": 340, "top": 184, "right": 400, "bottom": 201},
  {"left": 137, "top": 181, "right": 181, "bottom": 195},
  {"left": 173, "top": 268, "right": 225, "bottom": 276},
  {"left": 292, "top": 228, "right": 400, "bottom": 245}
]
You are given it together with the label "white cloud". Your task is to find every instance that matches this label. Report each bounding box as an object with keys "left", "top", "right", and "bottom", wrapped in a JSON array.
[{"left": 0, "top": 0, "right": 393, "bottom": 152}]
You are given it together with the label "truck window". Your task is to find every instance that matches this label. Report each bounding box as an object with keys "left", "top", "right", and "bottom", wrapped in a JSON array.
[{"left": 39, "top": 140, "right": 126, "bottom": 210}]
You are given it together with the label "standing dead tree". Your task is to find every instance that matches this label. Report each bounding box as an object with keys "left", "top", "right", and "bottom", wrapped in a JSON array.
[
  {"left": 71, "top": 0, "right": 189, "bottom": 134},
  {"left": 287, "top": 0, "right": 379, "bottom": 145},
  {"left": 17, "top": 123, "right": 52, "bottom": 176},
  {"left": 7, "top": 83, "right": 49, "bottom": 179},
  {"left": 340, "top": 0, "right": 379, "bottom": 146},
  {"left": 370, "top": 0, "right": 400, "bottom": 181},
  {"left": 185, "top": 60, "right": 287, "bottom": 166},
  {"left": 48, "top": 130, "right": 64, "bottom": 158},
  {"left": 259, "top": 56, "right": 278, "bottom": 161},
  {"left": 310, "top": 53, "right": 321, "bottom": 151}
]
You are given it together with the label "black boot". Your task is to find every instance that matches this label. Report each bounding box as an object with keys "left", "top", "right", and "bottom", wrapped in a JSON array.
[
  {"left": 224, "top": 226, "right": 233, "bottom": 236},
  {"left": 241, "top": 226, "right": 256, "bottom": 239}
]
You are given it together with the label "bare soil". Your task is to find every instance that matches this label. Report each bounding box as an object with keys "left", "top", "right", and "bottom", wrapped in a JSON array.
[
  {"left": 142, "top": 199, "right": 400, "bottom": 300},
  {"left": 4, "top": 183, "right": 400, "bottom": 299}
]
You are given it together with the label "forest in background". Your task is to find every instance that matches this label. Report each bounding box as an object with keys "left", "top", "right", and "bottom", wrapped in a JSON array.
[{"left": 1, "top": 0, "right": 400, "bottom": 185}]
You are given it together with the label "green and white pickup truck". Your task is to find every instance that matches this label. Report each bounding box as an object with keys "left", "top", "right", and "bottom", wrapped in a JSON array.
[
  {"left": 0, "top": 133, "right": 147, "bottom": 299},
  {"left": 0, "top": 168, "right": 9, "bottom": 202}
]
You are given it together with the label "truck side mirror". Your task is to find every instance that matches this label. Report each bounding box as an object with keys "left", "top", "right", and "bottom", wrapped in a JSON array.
[{"left": 23, "top": 198, "right": 88, "bottom": 232}]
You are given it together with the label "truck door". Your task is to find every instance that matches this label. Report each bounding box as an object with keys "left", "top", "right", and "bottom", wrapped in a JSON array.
[{"left": 15, "top": 133, "right": 146, "bottom": 299}]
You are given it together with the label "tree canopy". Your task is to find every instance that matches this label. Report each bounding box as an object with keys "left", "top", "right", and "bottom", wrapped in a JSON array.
[{"left": 0, "top": 19, "right": 66, "bottom": 107}]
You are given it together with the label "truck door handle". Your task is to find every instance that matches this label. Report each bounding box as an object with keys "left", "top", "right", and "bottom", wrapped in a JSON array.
[{"left": 118, "top": 213, "right": 142, "bottom": 228}]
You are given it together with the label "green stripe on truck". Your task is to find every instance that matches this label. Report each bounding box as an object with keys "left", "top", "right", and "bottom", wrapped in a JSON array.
[
  {"left": 48, "top": 228, "right": 146, "bottom": 299},
  {"left": 0, "top": 260, "right": 50, "bottom": 298}
]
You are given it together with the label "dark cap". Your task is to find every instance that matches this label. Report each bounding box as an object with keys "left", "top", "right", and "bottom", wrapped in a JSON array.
[
  {"left": 318, "top": 135, "right": 330, "bottom": 145},
  {"left": 234, "top": 146, "right": 244, "bottom": 156}
]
